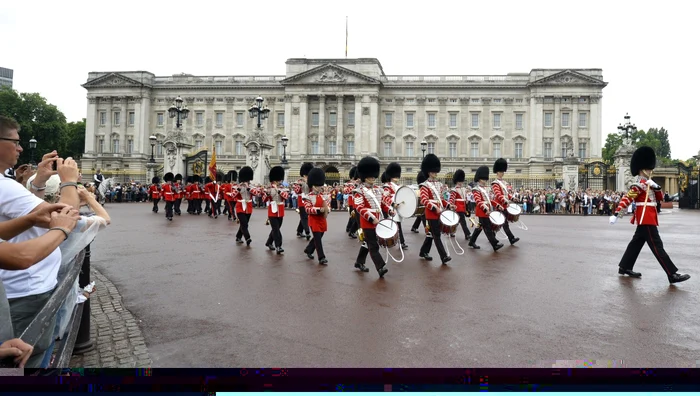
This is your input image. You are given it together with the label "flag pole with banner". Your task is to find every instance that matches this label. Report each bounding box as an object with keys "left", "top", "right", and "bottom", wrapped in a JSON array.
[{"left": 208, "top": 145, "right": 217, "bottom": 181}]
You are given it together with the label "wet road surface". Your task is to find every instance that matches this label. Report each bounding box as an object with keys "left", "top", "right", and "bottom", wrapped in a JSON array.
[{"left": 91, "top": 204, "right": 700, "bottom": 367}]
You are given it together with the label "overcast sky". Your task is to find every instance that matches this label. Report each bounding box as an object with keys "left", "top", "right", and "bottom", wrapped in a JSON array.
[{"left": 2, "top": 0, "right": 698, "bottom": 160}]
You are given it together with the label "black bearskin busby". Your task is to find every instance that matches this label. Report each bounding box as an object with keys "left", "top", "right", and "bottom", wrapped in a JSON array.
[
  {"left": 630, "top": 146, "right": 657, "bottom": 176},
  {"left": 193, "top": 175, "right": 201, "bottom": 183},
  {"left": 493, "top": 158, "right": 508, "bottom": 174},
  {"left": 300, "top": 162, "right": 314, "bottom": 177},
  {"left": 349, "top": 166, "right": 358, "bottom": 180},
  {"left": 380, "top": 171, "right": 389, "bottom": 184},
  {"left": 453, "top": 169, "right": 465, "bottom": 184},
  {"left": 239, "top": 166, "right": 254, "bottom": 183},
  {"left": 185, "top": 176, "right": 193, "bottom": 184},
  {"left": 163, "top": 172, "right": 174, "bottom": 182},
  {"left": 386, "top": 162, "right": 401, "bottom": 180},
  {"left": 474, "top": 166, "right": 489, "bottom": 183},
  {"left": 216, "top": 171, "right": 224, "bottom": 182},
  {"left": 421, "top": 153, "right": 441, "bottom": 174},
  {"left": 175, "top": 173, "right": 182, "bottom": 181},
  {"left": 152, "top": 176, "right": 160, "bottom": 184},
  {"left": 204, "top": 176, "right": 212, "bottom": 184},
  {"left": 307, "top": 168, "right": 326, "bottom": 188},
  {"left": 269, "top": 166, "right": 285, "bottom": 182},
  {"left": 226, "top": 170, "right": 237, "bottom": 183},
  {"left": 357, "top": 156, "right": 380, "bottom": 181},
  {"left": 416, "top": 171, "right": 427, "bottom": 185}
]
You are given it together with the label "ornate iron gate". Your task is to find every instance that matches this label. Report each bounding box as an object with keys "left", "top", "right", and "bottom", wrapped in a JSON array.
[
  {"left": 185, "top": 149, "right": 208, "bottom": 180},
  {"left": 579, "top": 161, "right": 610, "bottom": 191},
  {"left": 678, "top": 163, "right": 699, "bottom": 209}
]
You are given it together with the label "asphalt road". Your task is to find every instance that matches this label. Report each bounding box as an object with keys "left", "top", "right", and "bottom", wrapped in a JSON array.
[{"left": 90, "top": 203, "right": 700, "bottom": 367}]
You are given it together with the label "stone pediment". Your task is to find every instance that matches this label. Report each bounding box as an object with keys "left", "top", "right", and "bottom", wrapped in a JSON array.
[
  {"left": 82, "top": 73, "right": 151, "bottom": 89},
  {"left": 281, "top": 64, "right": 382, "bottom": 86},
  {"left": 528, "top": 70, "right": 607, "bottom": 87}
]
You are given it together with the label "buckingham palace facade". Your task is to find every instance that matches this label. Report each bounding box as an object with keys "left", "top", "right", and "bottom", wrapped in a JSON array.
[{"left": 81, "top": 58, "right": 606, "bottom": 181}]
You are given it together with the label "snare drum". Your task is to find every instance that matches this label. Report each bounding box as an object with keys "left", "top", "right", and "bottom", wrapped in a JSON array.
[
  {"left": 489, "top": 211, "right": 505, "bottom": 232},
  {"left": 376, "top": 219, "right": 399, "bottom": 249},
  {"left": 440, "top": 209, "right": 459, "bottom": 234},
  {"left": 395, "top": 185, "right": 424, "bottom": 218},
  {"left": 506, "top": 203, "right": 522, "bottom": 223}
]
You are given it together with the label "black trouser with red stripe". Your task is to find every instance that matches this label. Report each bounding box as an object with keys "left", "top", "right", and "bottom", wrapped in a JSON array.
[
  {"left": 420, "top": 219, "right": 448, "bottom": 261},
  {"left": 457, "top": 212, "right": 471, "bottom": 238},
  {"left": 412, "top": 214, "right": 426, "bottom": 231},
  {"left": 152, "top": 198, "right": 160, "bottom": 213},
  {"left": 356, "top": 228, "right": 385, "bottom": 271},
  {"left": 619, "top": 225, "right": 678, "bottom": 276},
  {"left": 305, "top": 231, "right": 326, "bottom": 261},
  {"left": 266, "top": 217, "right": 284, "bottom": 248}
]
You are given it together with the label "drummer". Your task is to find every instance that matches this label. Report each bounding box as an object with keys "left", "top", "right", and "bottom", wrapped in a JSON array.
[
  {"left": 449, "top": 169, "right": 472, "bottom": 241},
  {"left": 491, "top": 158, "right": 520, "bottom": 245},
  {"left": 382, "top": 162, "right": 408, "bottom": 250},
  {"left": 418, "top": 154, "right": 453, "bottom": 265},
  {"left": 469, "top": 166, "right": 504, "bottom": 251},
  {"left": 353, "top": 156, "right": 389, "bottom": 278},
  {"left": 410, "top": 171, "right": 428, "bottom": 234}
]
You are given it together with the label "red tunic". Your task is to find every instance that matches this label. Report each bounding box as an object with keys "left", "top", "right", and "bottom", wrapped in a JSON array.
[
  {"left": 232, "top": 184, "right": 261, "bottom": 214},
  {"left": 305, "top": 193, "right": 327, "bottom": 232},
  {"left": 222, "top": 183, "right": 235, "bottom": 202},
  {"left": 615, "top": 178, "right": 663, "bottom": 226},
  {"left": 491, "top": 179, "right": 512, "bottom": 211},
  {"left": 472, "top": 185, "right": 492, "bottom": 218},
  {"left": 204, "top": 182, "right": 220, "bottom": 202},
  {"left": 353, "top": 185, "right": 383, "bottom": 229},
  {"left": 161, "top": 183, "right": 176, "bottom": 202},
  {"left": 292, "top": 179, "right": 308, "bottom": 208},
  {"left": 420, "top": 180, "right": 448, "bottom": 221},
  {"left": 149, "top": 184, "right": 160, "bottom": 199},
  {"left": 173, "top": 182, "right": 182, "bottom": 200},
  {"left": 263, "top": 185, "right": 289, "bottom": 218},
  {"left": 381, "top": 183, "right": 398, "bottom": 214},
  {"left": 449, "top": 185, "right": 468, "bottom": 213},
  {"left": 191, "top": 184, "right": 204, "bottom": 200},
  {"left": 343, "top": 182, "right": 356, "bottom": 209}
]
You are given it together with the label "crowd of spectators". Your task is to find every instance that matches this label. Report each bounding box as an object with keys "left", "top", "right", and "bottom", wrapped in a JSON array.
[{"left": 0, "top": 115, "right": 111, "bottom": 369}]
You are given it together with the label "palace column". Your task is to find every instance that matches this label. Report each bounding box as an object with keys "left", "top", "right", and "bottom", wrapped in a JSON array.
[
  {"left": 285, "top": 94, "right": 293, "bottom": 155},
  {"left": 354, "top": 95, "right": 363, "bottom": 156},
  {"left": 336, "top": 95, "right": 344, "bottom": 155},
  {"left": 85, "top": 97, "right": 97, "bottom": 154},
  {"left": 369, "top": 94, "right": 379, "bottom": 156},
  {"left": 120, "top": 97, "right": 127, "bottom": 154},
  {"left": 590, "top": 95, "right": 602, "bottom": 158},
  {"left": 299, "top": 94, "right": 308, "bottom": 155},
  {"left": 318, "top": 94, "right": 326, "bottom": 155}
]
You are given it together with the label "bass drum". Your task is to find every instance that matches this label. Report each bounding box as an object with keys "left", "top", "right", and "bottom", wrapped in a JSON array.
[
  {"left": 376, "top": 219, "right": 399, "bottom": 249},
  {"left": 506, "top": 203, "right": 522, "bottom": 223},
  {"left": 439, "top": 209, "right": 459, "bottom": 234},
  {"left": 489, "top": 211, "right": 505, "bottom": 232},
  {"left": 394, "top": 185, "right": 423, "bottom": 218}
]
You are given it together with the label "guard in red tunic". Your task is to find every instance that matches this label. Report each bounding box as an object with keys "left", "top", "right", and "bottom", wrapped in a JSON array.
[
  {"left": 173, "top": 173, "right": 183, "bottom": 216},
  {"left": 382, "top": 162, "right": 408, "bottom": 250},
  {"left": 303, "top": 167, "right": 330, "bottom": 265},
  {"left": 191, "top": 175, "right": 204, "bottom": 215},
  {"left": 264, "top": 166, "right": 289, "bottom": 254},
  {"left": 184, "top": 176, "right": 193, "bottom": 213},
  {"left": 149, "top": 176, "right": 161, "bottom": 213},
  {"left": 469, "top": 166, "right": 503, "bottom": 251},
  {"left": 448, "top": 170, "right": 472, "bottom": 240},
  {"left": 204, "top": 174, "right": 222, "bottom": 219},
  {"left": 613, "top": 146, "right": 690, "bottom": 283},
  {"left": 161, "top": 172, "right": 176, "bottom": 221},
  {"left": 293, "top": 162, "right": 314, "bottom": 240},
  {"left": 418, "top": 154, "right": 453, "bottom": 265},
  {"left": 344, "top": 166, "right": 360, "bottom": 239},
  {"left": 491, "top": 158, "right": 519, "bottom": 245},
  {"left": 222, "top": 170, "right": 237, "bottom": 221},
  {"left": 353, "top": 156, "right": 388, "bottom": 277},
  {"left": 233, "top": 166, "right": 261, "bottom": 246}
]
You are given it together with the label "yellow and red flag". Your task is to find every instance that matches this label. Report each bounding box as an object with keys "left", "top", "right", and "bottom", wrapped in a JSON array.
[{"left": 208, "top": 145, "right": 217, "bottom": 181}]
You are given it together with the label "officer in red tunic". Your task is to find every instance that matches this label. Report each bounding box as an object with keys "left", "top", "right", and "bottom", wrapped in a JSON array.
[
  {"left": 191, "top": 175, "right": 204, "bottom": 215},
  {"left": 204, "top": 174, "right": 222, "bottom": 219},
  {"left": 469, "top": 166, "right": 503, "bottom": 251},
  {"left": 613, "top": 146, "right": 690, "bottom": 283},
  {"left": 293, "top": 162, "right": 313, "bottom": 240},
  {"left": 184, "top": 176, "right": 193, "bottom": 213},
  {"left": 233, "top": 166, "right": 261, "bottom": 246},
  {"left": 149, "top": 176, "right": 161, "bottom": 213},
  {"left": 411, "top": 171, "right": 428, "bottom": 233},
  {"left": 491, "top": 158, "right": 520, "bottom": 245},
  {"left": 264, "top": 166, "right": 289, "bottom": 254},
  {"left": 161, "top": 172, "right": 176, "bottom": 221},
  {"left": 173, "top": 174, "right": 183, "bottom": 216},
  {"left": 382, "top": 162, "right": 408, "bottom": 250},
  {"left": 222, "top": 170, "right": 237, "bottom": 221},
  {"left": 418, "top": 154, "right": 453, "bottom": 265},
  {"left": 303, "top": 167, "right": 330, "bottom": 265},
  {"left": 448, "top": 170, "right": 472, "bottom": 240},
  {"left": 353, "top": 156, "right": 388, "bottom": 277},
  {"left": 344, "top": 166, "right": 360, "bottom": 239}
]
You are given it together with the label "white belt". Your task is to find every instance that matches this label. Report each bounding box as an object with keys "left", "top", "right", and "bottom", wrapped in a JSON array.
[
  {"left": 455, "top": 199, "right": 466, "bottom": 202},
  {"left": 636, "top": 202, "right": 657, "bottom": 206}
]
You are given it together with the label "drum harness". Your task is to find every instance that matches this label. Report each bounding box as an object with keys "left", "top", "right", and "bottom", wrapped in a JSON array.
[{"left": 494, "top": 178, "right": 528, "bottom": 231}]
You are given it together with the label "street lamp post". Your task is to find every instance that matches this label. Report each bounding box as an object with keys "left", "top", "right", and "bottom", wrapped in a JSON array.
[
  {"left": 281, "top": 135, "right": 289, "bottom": 165},
  {"left": 617, "top": 113, "right": 637, "bottom": 141},
  {"left": 421, "top": 140, "right": 427, "bottom": 159},
  {"left": 149, "top": 135, "right": 157, "bottom": 163},
  {"left": 248, "top": 96, "right": 270, "bottom": 129},
  {"left": 168, "top": 96, "right": 190, "bottom": 128},
  {"left": 29, "top": 137, "right": 37, "bottom": 166}
]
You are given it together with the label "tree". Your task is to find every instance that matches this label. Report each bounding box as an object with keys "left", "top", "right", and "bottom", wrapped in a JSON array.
[
  {"left": 602, "top": 126, "right": 672, "bottom": 164},
  {"left": 63, "top": 119, "right": 86, "bottom": 160}
]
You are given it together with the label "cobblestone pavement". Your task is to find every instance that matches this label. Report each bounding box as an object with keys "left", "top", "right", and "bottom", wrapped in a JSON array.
[{"left": 69, "top": 267, "right": 152, "bottom": 368}]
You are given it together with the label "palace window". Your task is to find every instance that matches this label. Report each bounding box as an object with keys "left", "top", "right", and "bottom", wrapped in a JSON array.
[
  {"left": 329, "top": 112, "right": 337, "bottom": 127},
  {"left": 427, "top": 142, "right": 435, "bottom": 154},
  {"left": 98, "top": 139, "right": 104, "bottom": 153},
  {"left": 126, "top": 139, "right": 134, "bottom": 154},
  {"left": 544, "top": 142, "right": 553, "bottom": 159},
  {"left": 385, "top": 113, "right": 393, "bottom": 127},
  {"left": 427, "top": 113, "right": 436, "bottom": 128},
  {"left": 348, "top": 112, "right": 355, "bottom": 126},
  {"left": 471, "top": 113, "right": 479, "bottom": 128},
  {"left": 515, "top": 142, "right": 523, "bottom": 159},
  {"left": 579, "top": 112, "right": 587, "bottom": 128},
  {"left": 215, "top": 112, "right": 223, "bottom": 127},
  {"left": 493, "top": 142, "right": 501, "bottom": 158},
  {"left": 112, "top": 138, "right": 119, "bottom": 153},
  {"left": 470, "top": 142, "right": 479, "bottom": 158},
  {"left": 561, "top": 112, "right": 570, "bottom": 128},
  {"left": 561, "top": 142, "right": 569, "bottom": 158},
  {"left": 195, "top": 139, "right": 203, "bottom": 150},
  {"left": 493, "top": 113, "right": 501, "bottom": 129},
  {"left": 311, "top": 141, "right": 319, "bottom": 154},
  {"left": 157, "top": 142, "right": 163, "bottom": 156},
  {"left": 99, "top": 112, "right": 106, "bottom": 126},
  {"left": 128, "top": 112, "right": 135, "bottom": 126},
  {"left": 215, "top": 140, "right": 223, "bottom": 154},
  {"left": 277, "top": 112, "right": 285, "bottom": 127},
  {"left": 515, "top": 113, "right": 523, "bottom": 129},
  {"left": 329, "top": 141, "right": 337, "bottom": 155},
  {"left": 405, "top": 141, "right": 414, "bottom": 157},
  {"left": 235, "top": 140, "right": 243, "bottom": 155},
  {"left": 384, "top": 141, "right": 393, "bottom": 156},
  {"left": 157, "top": 113, "right": 164, "bottom": 126},
  {"left": 449, "top": 113, "right": 457, "bottom": 128},
  {"left": 346, "top": 141, "right": 354, "bottom": 154},
  {"left": 311, "top": 112, "right": 319, "bottom": 127},
  {"left": 406, "top": 113, "right": 414, "bottom": 128},
  {"left": 579, "top": 143, "right": 587, "bottom": 159},
  {"left": 113, "top": 112, "right": 120, "bottom": 126},
  {"left": 196, "top": 112, "right": 204, "bottom": 126},
  {"left": 449, "top": 142, "right": 457, "bottom": 158},
  {"left": 544, "top": 112, "right": 553, "bottom": 127},
  {"left": 236, "top": 112, "right": 244, "bottom": 127},
  {"left": 277, "top": 140, "right": 283, "bottom": 156}
]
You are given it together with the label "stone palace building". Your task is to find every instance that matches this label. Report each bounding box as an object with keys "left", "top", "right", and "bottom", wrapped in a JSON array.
[{"left": 81, "top": 58, "right": 606, "bottom": 183}]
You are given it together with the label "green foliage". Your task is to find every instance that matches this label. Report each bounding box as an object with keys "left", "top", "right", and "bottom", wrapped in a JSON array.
[
  {"left": 602, "top": 126, "right": 673, "bottom": 165},
  {"left": 0, "top": 86, "right": 84, "bottom": 164}
]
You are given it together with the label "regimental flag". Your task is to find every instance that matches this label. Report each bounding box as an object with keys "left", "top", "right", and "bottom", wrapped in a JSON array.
[{"left": 208, "top": 146, "right": 217, "bottom": 181}]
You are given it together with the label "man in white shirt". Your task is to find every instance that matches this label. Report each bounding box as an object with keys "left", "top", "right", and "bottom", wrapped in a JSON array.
[{"left": 0, "top": 116, "right": 80, "bottom": 368}]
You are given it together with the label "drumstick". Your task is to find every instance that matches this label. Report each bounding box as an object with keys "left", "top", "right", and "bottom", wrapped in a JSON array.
[{"left": 378, "top": 220, "right": 392, "bottom": 230}]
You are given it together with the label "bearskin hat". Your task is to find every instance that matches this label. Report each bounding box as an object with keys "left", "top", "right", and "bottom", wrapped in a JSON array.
[
  {"left": 152, "top": 176, "right": 160, "bottom": 184},
  {"left": 630, "top": 146, "right": 656, "bottom": 176},
  {"left": 193, "top": 175, "right": 201, "bottom": 183},
  {"left": 380, "top": 171, "right": 389, "bottom": 184},
  {"left": 204, "top": 176, "right": 212, "bottom": 183},
  {"left": 357, "top": 156, "right": 380, "bottom": 181},
  {"left": 421, "top": 153, "right": 441, "bottom": 174},
  {"left": 269, "top": 166, "right": 285, "bottom": 182},
  {"left": 300, "top": 162, "right": 314, "bottom": 177},
  {"left": 185, "top": 176, "right": 193, "bottom": 184},
  {"left": 226, "top": 170, "right": 237, "bottom": 183},
  {"left": 453, "top": 169, "right": 465, "bottom": 184},
  {"left": 349, "top": 166, "right": 358, "bottom": 180},
  {"left": 474, "top": 166, "right": 489, "bottom": 182},
  {"left": 216, "top": 171, "right": 224, "bottom": 182},
  {"left": 239, "top": 166, "right": 254, "bottom": 183},
  {"left": 175, "top": 173, "right": 182, "bottom": 181},
  {"left": 386, "top": 162, "right": 401, "bottom": 179},
  {"left": 307, "top": 168, "right": 326, "bottom": 188},
  {"left": 493, "top": 158, "right": 508, "bottom": 174},
  {"left": 416, "top": 171, "right": 427, "bottom": 185},
  {"left": 163, "top": 172, "right": 174, "bottom": 182}
]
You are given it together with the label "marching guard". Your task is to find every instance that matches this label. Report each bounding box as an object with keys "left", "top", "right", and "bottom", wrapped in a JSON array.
[
  {"left": 411, "top": 171, "right": 428, "bottom": 233},
  {"left": 264, "top": 166, "right": 289, "bottom": 254},
  {"left": 205, "top": 174, "right": 222, "bottom": 218},
  {"left": 448, "top": 170, "right": 472, "bottom": 240},
  {"left": 233, "top": 166, "right": 260, "bottom": 246},
  {"left": 612, "top": 146, "right": 690, "bottom": 283},
  {"left": 353, "top": 156, "right": 389, "bottom": 277},
  {"left": 344, "top": 166, "right": 360, "bottom": 238},
  {"left": 202, "top": 177, "right": 212, "bottom": 215},
  {"left": 303, "top": 167, "right": 330, "bottom": 265},
  {"left": 174, "top": 174, "right": 183, "bottom": 216},
  {"left": 162, "top": 172, "right": 176, "bottom": 221},
  {"left": 223, "top": 170, "right": 238, "bottom": 221},
  {"left": 418, "top": 154, "right": 453, "bottom": 265},
  {"left": 382, "top": 162, "right": 408, "bottom": 250},
  {"left": 491, "top": 158, "right": 520, "bottom": 245},
  {"left": 293, "top": 163, "right": 314, "bottom": 240},
  {"left": 192, "top": 175, "right": 204, "bottom": 215},
  {"left": 149, "top": 176, "right": 161, "bottom": 213},
  {"left": 469, "top": 166, "right": 503, "bottom": 251}
]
